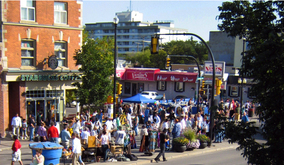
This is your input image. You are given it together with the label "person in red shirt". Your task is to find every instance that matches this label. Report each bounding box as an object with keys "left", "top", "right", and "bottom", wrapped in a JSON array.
[
  {"left": 47, "top": 121, "right": 59, "bottom": 143},
  {"left": 11, "top": 135, "right": 23, "bottom": 165}
]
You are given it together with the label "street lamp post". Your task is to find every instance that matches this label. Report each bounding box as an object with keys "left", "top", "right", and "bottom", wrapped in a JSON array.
[
  {"left": 238, "top": 77, "right": 247, "bottom": 113},
  {"left": 156, "top": 33, "right": 216, "bottom": 147},
  {"left": 113, "top": 16, "right": 119, "bottom": 119}
]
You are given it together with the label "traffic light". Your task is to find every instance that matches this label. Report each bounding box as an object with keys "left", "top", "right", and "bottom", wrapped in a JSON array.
[
  {"left": 117, "top": 83, "right": 122, "bottom": 95},
  {"left": 166, "top": 56, "right": 171, "bottom": 68},
  {"left": 215, "top": 79, "right": 222, "bottom": 96},
  {"left": 151, "top": 36, "right": 159, "bottom": 54},
  {"left": 201, "top": 80, "right": 205, "bottom": 89},
  {"left": 107, "top": 96, "right": 113, "bottom": 104}
]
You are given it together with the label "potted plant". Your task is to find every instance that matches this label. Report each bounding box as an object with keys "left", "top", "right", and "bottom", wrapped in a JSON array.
[
  {"left": 183, "top": 129, "right": 200, "bottom": 150},
  {"left": 197, "top": 134, "right": 210, "bottom": 149},
  {"left": 172, "top": 137, "right": 189, "bottom": 152}
]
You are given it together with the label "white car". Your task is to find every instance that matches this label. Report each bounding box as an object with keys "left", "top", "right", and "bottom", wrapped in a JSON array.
[{"left": 141, "top": 91, "right": 164, "bottom": 100}]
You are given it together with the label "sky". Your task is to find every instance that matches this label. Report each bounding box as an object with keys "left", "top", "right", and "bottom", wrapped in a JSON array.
[{"left": 82, "top": 0, "right": 225, "bottom": 41}]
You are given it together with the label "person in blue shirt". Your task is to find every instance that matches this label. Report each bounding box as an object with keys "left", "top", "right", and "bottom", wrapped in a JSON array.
[
  {"left": 172, "top": 119, "right": 181, "bottom": 139},
  {"left": 144, "top": 108, "right": 149, "bottom": 124},
  {"left": 242, "top": 111, "right": 250, "bottom": 123},
  {"left": 60, "top": 125, "right": 71, "bottom": 149},
  {"left": 96, "top": 110, "right": 103, "bottom": 124}
]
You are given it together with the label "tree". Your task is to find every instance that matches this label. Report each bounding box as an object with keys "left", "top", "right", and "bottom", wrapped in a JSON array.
[
  {"left": 162, "top": 40, "right": 208, "bottom": 65},
  {"left": 218, "top": 1, "right": 284, "bottom": 164},
  {"left": 73, "top": 38, "right": 114, "bottom": 110},
  {"left": 125, "top": 49, "right": 167, "bottom": 69}
]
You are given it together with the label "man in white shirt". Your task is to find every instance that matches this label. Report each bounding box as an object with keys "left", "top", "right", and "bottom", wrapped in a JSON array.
[
  {"left": 154, "top": 113, "right": 161, "bottom": 127},
  {"left": 162, "top": 119, "right": 169, "bottom": 132},
  {"left": 71, "top": 133, "right": 84, "bottom": 165},
  {"left": 114, "top": 126, "right": 126, "bottom": 146},
  {"left": 80, "top": 127, "right": 90, "bottom": 144},
  {"left": 197, "top": 113, "right": 203, "bottom": 132},
  {"left": 182, "top": 105, "right": 188, "bottom": 114},
  {"left": 180, "top": 116, "right": 186, "bottom": 131},
  {"left": 126, "top": 113, "right": 132, "bottom": 128},
  {"left": 11, "top": 113, "right": 22, "bottom": 138},
  {"left": 105, "top": 117, "right": 113, "bottom": 131}
]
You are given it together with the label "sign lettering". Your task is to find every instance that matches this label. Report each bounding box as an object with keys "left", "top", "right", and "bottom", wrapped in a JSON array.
[{"left": 20, "top": 74, "right": 82, "bottom": 81}]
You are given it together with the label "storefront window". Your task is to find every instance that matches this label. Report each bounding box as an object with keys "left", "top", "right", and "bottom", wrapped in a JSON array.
[
  {"left": 175, "top": 82, "right": 185, "bottom": 92},
  {"left": 229, "top": 86, "right": 239, "bottom": 97},
  {"left": 157, "top": 81, "right": 166, "bottom": 91},
  {"left": 26, "top": 90, "right": 64, "bottom": 124},
  {"left": 138, "top": 83, "right": 144, "bottom": 93},
  {"left": 124, "top": 82, "right": 131, "bottom": 94}
]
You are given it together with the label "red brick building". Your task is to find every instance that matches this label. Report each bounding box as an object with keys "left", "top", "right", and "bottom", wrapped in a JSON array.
[{"left": 0, "top": 0, "right": 83, "bottom": 137}]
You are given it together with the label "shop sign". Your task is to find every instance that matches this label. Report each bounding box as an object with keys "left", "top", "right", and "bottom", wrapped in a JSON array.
[
  {"left": 125, "top": 69, "right": 159, "bottom": 81},
  {"left": 20, "top": 74, "right": 82, "bottom": 81},
  {"left": 204, "top": 61, "right": 225, "bottom": 77},
  {"left": 155, "top": 72, "right": 197, "bottom": 83}
]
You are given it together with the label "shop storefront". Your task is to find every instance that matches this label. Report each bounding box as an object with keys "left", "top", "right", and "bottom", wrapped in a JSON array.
[
  {"left": 5, "top": 71, "right": 81, "bottom": 125},
  {"left": 117, "top": 68, "right": 198, "bottom": 100}
]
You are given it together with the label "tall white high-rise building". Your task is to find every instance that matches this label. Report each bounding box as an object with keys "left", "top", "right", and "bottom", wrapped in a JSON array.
[{"left": 85, "top": 10, "right": 188, "bottom": 54}]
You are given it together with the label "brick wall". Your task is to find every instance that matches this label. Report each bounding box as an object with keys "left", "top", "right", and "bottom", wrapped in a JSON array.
[
  {"left": 7, "top": 0, "right": 81, "bottom": 28},
  {"left": 0, "top": 66, "right": 9, "bottom": 138}
]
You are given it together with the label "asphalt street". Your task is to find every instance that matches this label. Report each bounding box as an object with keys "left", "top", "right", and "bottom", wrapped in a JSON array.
[{"left": 144, "top": 148, "right": 247, "bottom": 165}]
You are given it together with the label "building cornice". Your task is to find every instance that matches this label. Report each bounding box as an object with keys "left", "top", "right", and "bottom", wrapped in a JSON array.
[{"left": 3, "top": 22, "right": 83, "bottom": 31}]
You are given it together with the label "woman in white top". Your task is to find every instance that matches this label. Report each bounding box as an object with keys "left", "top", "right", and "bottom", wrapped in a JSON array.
[
  {"left": 32, "top": 149, "right": 44, "bottom": 165},
  {"left": 99, "top": 130, "right": 109, "bottom": 162},
  {"left": 91, "top": 126, "right": 98, "bottom": 137}
]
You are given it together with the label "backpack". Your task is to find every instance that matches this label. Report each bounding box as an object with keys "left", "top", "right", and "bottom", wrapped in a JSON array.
[{"left": 125, "top": 154, "right": 138, "bottom": 161}]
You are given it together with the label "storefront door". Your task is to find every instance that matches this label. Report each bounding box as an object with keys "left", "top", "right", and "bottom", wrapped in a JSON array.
[
  {"left": 132, "top": 83, "right": 137, "bottom": 96},
  {"left": 27, "top": 100, "right": 44, "bottom": 124}
]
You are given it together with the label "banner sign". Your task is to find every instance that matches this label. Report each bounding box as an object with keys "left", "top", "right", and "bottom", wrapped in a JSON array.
[
  {"left": 204, "top": 61, "right": 225, "bottom": 77},
  {"left": 20, "top": 74, "right": 82, "bottom": 81},
  {"left": 155, "top": 72, "right": 197, "bottom": 83},
  {"left": 125, "top": 68, "right": 160, "bottom": 81}
]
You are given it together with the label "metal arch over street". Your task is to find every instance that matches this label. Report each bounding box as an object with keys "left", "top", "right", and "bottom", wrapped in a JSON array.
[{"left": 154, "top": 33, "right": 216, "bottom": 147}]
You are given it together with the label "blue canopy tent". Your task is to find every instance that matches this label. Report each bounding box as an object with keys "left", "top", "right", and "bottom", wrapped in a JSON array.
[{"left": 122, "top": 93, "right": 156, "bottom": 104}]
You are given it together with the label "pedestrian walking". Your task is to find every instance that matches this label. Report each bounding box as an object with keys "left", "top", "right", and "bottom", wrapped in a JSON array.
[
  {"left": 71, "top": 133, "right": 84, "bottom": 165},
  {"left": 37, "top": 123, "right": 47, "bottom": 142},
  {"left": 11, "top": 135, "right": 23, "bottom": 165},
  {"left": 151, "top": 129, "right": 169, "bottom": 163},
  {"left": 11, "top": 113, "right": 22, "bottom": 138},
  {"left": 28, "top": 115, "right": 35, "bottom": 141}
]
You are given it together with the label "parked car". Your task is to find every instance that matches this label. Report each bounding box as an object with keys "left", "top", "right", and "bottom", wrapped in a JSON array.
[{"left": 141, "top": 91, "right": 164, "bottom": 100}]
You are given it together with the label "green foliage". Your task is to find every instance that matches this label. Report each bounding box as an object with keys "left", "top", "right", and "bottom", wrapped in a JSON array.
[
  {"left": 66, "top": 90, "right": 76, "bottom": 107},
  {"left": 218, "top": 1, "right": 284, "bottom": 164},
  {"left": 197, "top": 134, "right": 210, "bottom": 143},
  {"left": 183, "top": 129, "right": 196, "bottom": 142},
  {"left": 124, "top": 40, "right": 207, "bottom": 69},
  {"left": 162, "top": 40, "right": 208, "bottom": 65},
  {"left": 125, "top": 49, "right": 167, "bottom": 69},
  {"left": 173, "top": 136, "right": 189, "bottom": 145},
  {"left": 73, "top": 38, "right": 114, "bottom": 108}
]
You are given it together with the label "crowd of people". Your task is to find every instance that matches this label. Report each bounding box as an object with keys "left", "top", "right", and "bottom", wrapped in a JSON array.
[{"left": 9, "top": 98, "right": 255, "bottom": 164}]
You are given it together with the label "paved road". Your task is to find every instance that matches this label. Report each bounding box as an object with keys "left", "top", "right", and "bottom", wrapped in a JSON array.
[{"left": 144, "top": 148, "right": 247, "bottom": 165}]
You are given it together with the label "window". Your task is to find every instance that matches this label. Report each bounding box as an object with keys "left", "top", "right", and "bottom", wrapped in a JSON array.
[
  {"left": 229, "top": 86, "right": 239, "bottom": 97},
  {"left": 124, "top": 82, "right": 131, "bottom": 94},
  {"left": 54, "top": 42, "right": 67, "bottom": 67},
  {"left": 175, "top": 82, "right": 185, "bottom": 92},
  {"left": 54, "top": 2, "right": 67, "bottom": 24},
  {"left": 157, "top": 81, "right": 166, "bottom": 91},
  {"left": 21, "top": 40, "right": 35, "bottom": 66},
  {"left": 21, "top": 0, "right": 35, "bottom": 21}
]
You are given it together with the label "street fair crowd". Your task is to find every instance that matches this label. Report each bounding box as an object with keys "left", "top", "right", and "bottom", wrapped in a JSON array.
[{"left": 10, "top": 98, "right": 255, "bottom": 164}]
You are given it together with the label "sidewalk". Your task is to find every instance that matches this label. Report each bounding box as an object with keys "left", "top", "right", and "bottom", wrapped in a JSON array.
[
  {"left": 0, "top": 137, "right": 33, "bottom": 151},
  {"left": 110, "top": 141, "right": 239, "bottom": 165}
]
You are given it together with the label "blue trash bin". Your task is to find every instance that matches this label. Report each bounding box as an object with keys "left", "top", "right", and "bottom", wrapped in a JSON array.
[{"left": 29, "top": 142, "right": 63, "bottom": 165}]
